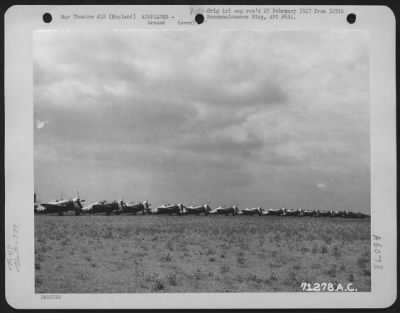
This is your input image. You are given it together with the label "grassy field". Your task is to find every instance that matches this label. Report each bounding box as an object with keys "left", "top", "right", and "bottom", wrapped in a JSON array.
[{"left": 35, "top": 215, "right": 371, "bottom": 293}]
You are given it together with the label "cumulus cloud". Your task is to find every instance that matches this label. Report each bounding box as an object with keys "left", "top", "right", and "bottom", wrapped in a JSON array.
[{"left": 34, "top": 30, "right": 370, "bottom": 211}]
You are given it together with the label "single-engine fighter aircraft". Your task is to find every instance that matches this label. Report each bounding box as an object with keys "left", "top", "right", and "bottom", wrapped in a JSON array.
[
  {"left": 238, "top": 207, "right": 263, "bottom": 216},
  {"left": 87, "top": 200, "right": 125, "bottom": 215},
  {"left": 282, "top": 208, "right": 303, "bottom": 216},
  {"left": 40, "top": 196, "right": 86, "bottom": 215},
  {"left": 300, "top": 209, "right": 318, "bottom": 217},
  {"left": 336, "top": 210, "right": 345, "bottom": 218},
  {"left": 208, "top": 205, "right": 239, "bottom": 216},
  {"left": 151, "top": 203, "right": 185, "bottom": 215},
  {"left": 262, "top": 208, "right": 286, "bottom": 216},
  {"left": 335, "top": 210, "right": 352, "bottom": 218},
  {"left": 356, "top": 212, "right": 370, "bottom": 218},
  {"left": 314, "top": 209, "right": 334, "bottom": 217},
  {"left": 182, "top": 204, "right": 210, "bottom": 215},
  {"left": 328, "top": 210, "right": 342, "bottom": 217},
  {"left": 81, "top": 201, "right": 106, "bottom": 214},
  {"left": 344, "top": 211, "right": 370, "bottom": 218},
  {"left": 119, "top": 201, "right": 151, "bottom": 215}
]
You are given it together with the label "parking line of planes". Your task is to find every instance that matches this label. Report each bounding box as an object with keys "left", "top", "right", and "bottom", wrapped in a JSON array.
[{"left": 34, "top": 194, "right": 370, "bottom": 218}]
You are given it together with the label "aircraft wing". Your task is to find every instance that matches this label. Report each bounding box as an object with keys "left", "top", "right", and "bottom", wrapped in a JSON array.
[{"left": 44, "top": 199, "right": 70, "bottom": 206}]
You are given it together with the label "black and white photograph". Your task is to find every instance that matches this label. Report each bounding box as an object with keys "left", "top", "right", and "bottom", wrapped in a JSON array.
[
  {"left": 33, "top": 29, "right": 371, "bottom": 293},
  {"left": 4, "top": 4, "right": 397, "bottom": 309}
]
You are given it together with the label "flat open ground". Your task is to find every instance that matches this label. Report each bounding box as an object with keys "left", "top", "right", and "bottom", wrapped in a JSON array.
[{"left": 35, "top": 215, "right": 371, "bottom": 293}]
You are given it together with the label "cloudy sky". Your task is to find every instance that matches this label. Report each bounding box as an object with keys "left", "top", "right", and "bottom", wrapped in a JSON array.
[{"left": 34, "top": 30, "right": 370, "bottom": 211}]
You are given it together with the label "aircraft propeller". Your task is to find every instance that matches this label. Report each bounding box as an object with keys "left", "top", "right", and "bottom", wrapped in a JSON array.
[{"left": 76, "top": 191, "right": 85, "bottom": 203}]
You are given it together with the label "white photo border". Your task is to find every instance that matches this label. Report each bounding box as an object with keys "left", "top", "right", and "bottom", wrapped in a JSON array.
[{"left": 4, "top": 5, "right": 396, "bottom": 309}]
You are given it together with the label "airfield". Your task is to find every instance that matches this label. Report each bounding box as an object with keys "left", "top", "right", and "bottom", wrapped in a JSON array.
[{"left": 35, "top": 214, "right": 371, "bottom": 293}]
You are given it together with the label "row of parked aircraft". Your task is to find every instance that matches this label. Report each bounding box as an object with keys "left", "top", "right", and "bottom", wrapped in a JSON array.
[{"left": 34, "top": 194, "right": 370, "bottom": 218}]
